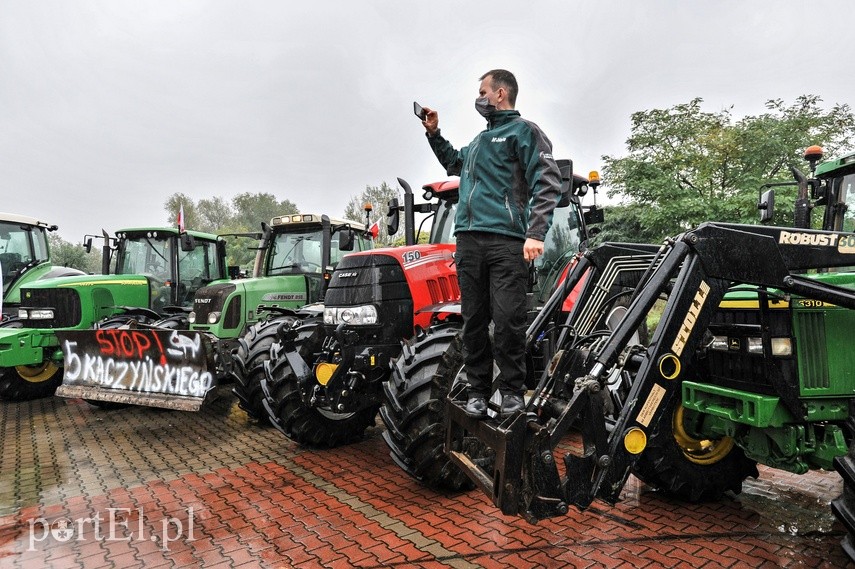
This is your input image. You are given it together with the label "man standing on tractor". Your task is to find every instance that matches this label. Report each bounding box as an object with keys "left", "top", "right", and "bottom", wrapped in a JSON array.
[{"left": 419, "top": 69, "right": 563, "bottom": 419}]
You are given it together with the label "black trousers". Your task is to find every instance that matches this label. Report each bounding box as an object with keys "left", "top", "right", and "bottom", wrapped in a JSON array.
[{"left": 455, "top": 231, "right": 528, "bottom": 398}]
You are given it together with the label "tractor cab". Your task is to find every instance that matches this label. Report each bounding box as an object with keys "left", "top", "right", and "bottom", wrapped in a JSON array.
[
  {"left": 421, "top": 180, "right": 459, "bottom": 245},
  {"left": 0, "top": 215, "right": 51, "bottom": 295},
  {"left": 813, "top": 149, "right": 855, "bottom": 233},
  {"left": 0, "top": 213, "right": 84, "bottom": 319},
  {"left": 262, "top": 214, "right": 372, "bottom": 302},
  {"left": 534, "top": 164, "right": 603, "bottom": 304},
  {"left": 112, "top": 229, "right": 225, "bottom": 312},
  {"left": 759, "top": 146, "right": 855, "bottom": 235},
  {"left": 385, "top": 178, "right": 459, "bottom": 246}
]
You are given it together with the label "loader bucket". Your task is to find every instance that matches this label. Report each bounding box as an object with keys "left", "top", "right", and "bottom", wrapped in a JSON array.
[{"left": 54, "top": 329, "right": 216, "bottom": 411}]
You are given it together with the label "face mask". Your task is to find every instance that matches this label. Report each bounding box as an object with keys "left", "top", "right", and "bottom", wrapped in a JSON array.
[{"left": 475, "top": 97, "right": 496, "bottom": 118}]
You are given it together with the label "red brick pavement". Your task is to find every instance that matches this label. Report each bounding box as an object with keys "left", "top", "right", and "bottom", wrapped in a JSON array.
[{"left": 0, "top": 394, "right": 852, "bottom": 568}]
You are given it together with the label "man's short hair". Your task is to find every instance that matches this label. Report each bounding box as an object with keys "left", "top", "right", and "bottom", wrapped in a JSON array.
[{"left": 480, "top": 69, "right": 518, "bottom": 107}]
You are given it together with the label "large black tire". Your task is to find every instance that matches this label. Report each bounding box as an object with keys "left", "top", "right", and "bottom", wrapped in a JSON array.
[
  {"left": 595, "top": 292, "right": 648, "bottom": 423},
  {"left": 262, "top": 318, "right": 379, "bottom": 447},
  {"left": 631, "top": 391, "right": 759, "bottom": 502},
  {"left": 232, "top": 315, "right": 296, "bottom": 424},
  {"left": 832, "top": 424, "right": 855, "bottom": 562},
  {"left": 0, "top": 319, "right": 62, "bottom": 401},
  {"left": 380, "top": 322, "right": 476, "bottom": 491},
  {"left": 150, "top": 314, "right": 190, "bottom": 330},
  {"left": 597, "top": 291, "right": 649, "bottom": 346}
]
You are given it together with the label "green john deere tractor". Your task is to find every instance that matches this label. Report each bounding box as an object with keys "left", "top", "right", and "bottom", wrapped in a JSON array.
[
  {"left": 55, "top": 213, "right": 372, "bottom": 412},
  {"left": 195, "top": 213, "right": 371, "bottom": 418},
  {"left": 0, "top": 227, "right": 225, "bottom": 402},
  {"left": 387, "top": 146, "right": 855, "bottom": 562}
]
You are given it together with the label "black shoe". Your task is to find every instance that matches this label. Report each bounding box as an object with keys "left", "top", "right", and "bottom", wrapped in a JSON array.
[
  {"left": 465, "top": 396, "right": 488, "bottom": 418},
  {"left": 499, "top": 394, "right": 524, "bottom": 419}
]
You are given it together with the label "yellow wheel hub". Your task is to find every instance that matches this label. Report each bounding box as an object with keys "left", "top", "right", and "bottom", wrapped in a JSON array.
[
  {"left": 672, "top": 404, "right": 734, "bottom": 465},
  {"left": 16, "top": 361, "right": 59, "bottom": 383}
]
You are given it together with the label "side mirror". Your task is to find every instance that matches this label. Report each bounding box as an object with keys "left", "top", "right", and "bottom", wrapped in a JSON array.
[
  {"left": 583, "top": 206, "right": 605, "bottom": 226},
  {"left": 556, "top": 159, "right": 573, "bottom": 206},
  {"left": 339, "top": 229, "right": 355, "bottom": 252},
  {"left": 180, "top": 233, "right": 196, "bottom": 252},
  {"left": 758, "top": 188, "right": 775, "bottom": 223},
  {"left": 386, "top": 198, "right": 400, "bottom": 235},
  {"left": 228, "top": 265, "right": 241, "bottom": 279},
  {"left": 83, "top": 237, "right": 93, "bottom": 254}
]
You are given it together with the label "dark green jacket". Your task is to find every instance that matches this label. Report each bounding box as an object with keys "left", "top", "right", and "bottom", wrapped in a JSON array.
[{"left": 427, "top": 110, "right": 562, "bottom": 241}]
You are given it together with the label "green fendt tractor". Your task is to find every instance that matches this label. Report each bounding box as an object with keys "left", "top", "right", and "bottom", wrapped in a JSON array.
[
  {"left": 56, "top": 214, "right": 371, "bottom": 412},
  {"left": 199, "top": 213, "right": 371, "bottom": 418},
  {"left": 385, "top": 147, "right": 855, "bottom": 561},
  {"left": 0, "top": 227, "right": 225, "bottom": 401},
  {"left": 0, "top": 212, "right": 84, "bottom": 320}
]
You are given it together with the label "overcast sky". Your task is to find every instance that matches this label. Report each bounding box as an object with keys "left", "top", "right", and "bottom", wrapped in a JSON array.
[{"left": 2, "top": 1, "right": 854, "bottom": 242}]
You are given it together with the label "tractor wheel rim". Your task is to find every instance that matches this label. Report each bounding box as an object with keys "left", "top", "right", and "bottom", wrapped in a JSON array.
[
  {"left": 672, "top": 404, "right": 734, "bottom": 465},
  {"left": 16, "top": 361, "right": 59, "bottom": 383}
]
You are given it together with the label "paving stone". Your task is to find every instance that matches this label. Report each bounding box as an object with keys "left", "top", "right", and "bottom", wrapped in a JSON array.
[{"left": 1, "top": 394, "right": 853, "bottom": 568}]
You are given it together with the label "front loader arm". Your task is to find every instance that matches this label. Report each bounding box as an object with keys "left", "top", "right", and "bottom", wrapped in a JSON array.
[{"left": 446, "top": 222, "right": 855, "bottom": 522}]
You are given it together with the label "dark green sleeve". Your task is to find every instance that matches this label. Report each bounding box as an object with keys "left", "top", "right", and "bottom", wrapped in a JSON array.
[
  {"left": 516, "top": 122, "right": 562, "bottom": 241},
  {"left": 427, "top": 132, "right": 465, "bottom": 177}
]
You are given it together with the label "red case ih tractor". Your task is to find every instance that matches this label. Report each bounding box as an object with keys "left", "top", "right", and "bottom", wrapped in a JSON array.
[{"left": 259, "top": 160, "right": 604, "bottom": 448}]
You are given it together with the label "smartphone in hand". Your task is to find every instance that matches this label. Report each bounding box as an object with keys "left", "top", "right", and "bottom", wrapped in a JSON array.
[{"left": 413, "top": 101, "right": 427, "bottom": 121}]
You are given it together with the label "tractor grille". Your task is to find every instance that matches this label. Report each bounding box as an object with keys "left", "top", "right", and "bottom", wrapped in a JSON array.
[
  {"left": 425, "top": 274, "right": 459, "bottom": 304},
  {"left": 793, "top": 311, "right": 829, "bottom": 390},
  {"left": 192, "top": 283, "right": 236, "bottom": 324},
  {"left": 223, "top": 295, "right": 242, "bottom": 329},
  {"left": 325, "top": 254, "right": 413, "bottom": 343},
  {"left": 702, "top": 306, "right": 793, "bottom": 394},
  {"left": 325, "top": 254, "right": 410, "bottom": 306},
  {"left": 21, "top": 288, "right": 81, "bottom": 328}
]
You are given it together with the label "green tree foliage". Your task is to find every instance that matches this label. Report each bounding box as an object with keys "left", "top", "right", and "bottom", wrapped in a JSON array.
[
  {"left": 344, "top": 182, "right": 402, "bottom": 246},
  {"left": 602, "top": 95, "right": 855, "bottom": 240},
  {"left": 195, "top": 196, "right": 233, "bottom": 233},
  {"left": 589, "top": 203, "right": 663, "bottom": 246},
  {"left": 230, "top": 192, "right": 298, "bottom": 232},
  {"left": 164, "top": 192, "right": 299, "bottom": 273},
  {"left": 164, "top": 193, "right": 198, "bottom": 229},
  {"left": 48, "top": 234, "right": 101, "bottom": 273}
]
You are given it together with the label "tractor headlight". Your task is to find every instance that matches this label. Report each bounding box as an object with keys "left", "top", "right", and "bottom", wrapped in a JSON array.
[
  {"left": 747, "top": 337, "right": 764, "bottom": 355},
  {"left": 709, "top": 335, "right": 729, "bottom": 351},
  {"left": 324, "top": 305, "right": 378, "bottom": 326},
  {"left": 207, "top": 311, "right": 221, "bottom": 324},
  {"left": 19, "top": 308, "right": 54, "bottom": 320},
  {"left": 188, "top": 311, "right": 197, "bottom": 324},
  {"left": 770, "top": 337, "right": 792, "bottom": 357}
]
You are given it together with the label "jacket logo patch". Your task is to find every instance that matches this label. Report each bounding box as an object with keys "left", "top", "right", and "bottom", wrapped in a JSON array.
[{"left": 491, "top": 137, "right": 507, "bottom": 143}]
